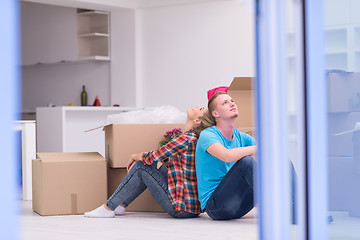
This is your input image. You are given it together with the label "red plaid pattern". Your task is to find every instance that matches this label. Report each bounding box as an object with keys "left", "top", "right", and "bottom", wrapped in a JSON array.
[{"left": 142, "top": 130, "right": 201, "bottom": 214}]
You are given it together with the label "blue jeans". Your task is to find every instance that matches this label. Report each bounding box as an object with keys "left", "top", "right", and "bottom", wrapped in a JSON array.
[
  {"left": 205, "top": 156, "right": 256, "bottom": 220},
  {"left": 205, "top": 156, "right": 298, "bottom": 223},
  {"left": 106, "top": 161, "right": 198, "bottom": 218}
]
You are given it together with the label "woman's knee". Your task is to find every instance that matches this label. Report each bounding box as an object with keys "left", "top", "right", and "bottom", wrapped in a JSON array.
[
  {"left": 128, "top": 161, "right": 152, "bottom": 177},
  {"left": 132, "top": 161, "right": 155, "bottom": 172}
]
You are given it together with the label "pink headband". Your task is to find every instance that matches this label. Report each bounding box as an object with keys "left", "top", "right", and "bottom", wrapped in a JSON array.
[{"left": 207, "top": 86, "right": 229, "bottom": 100}]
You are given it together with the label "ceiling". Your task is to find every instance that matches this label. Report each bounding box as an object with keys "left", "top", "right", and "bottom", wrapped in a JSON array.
[{"left": 21, "top": 0, "right": 233, "bottom": 11}]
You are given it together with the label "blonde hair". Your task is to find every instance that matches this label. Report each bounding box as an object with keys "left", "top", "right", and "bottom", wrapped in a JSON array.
[
  {"left": 194, "top": 111, "right": 215, "bottom": 134},
  {"left": 194, "top": 91, "right": 227, "bottom": 134},
  {"left": 208, "top": 91, "right": 227, "bottom": 121}
]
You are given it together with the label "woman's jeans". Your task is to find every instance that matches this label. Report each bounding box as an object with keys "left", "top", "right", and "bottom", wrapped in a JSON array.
[
  {"left": 106, "top": 161, "right": 198, "bottom": 218},
  {"left": 205, "top": 156, "right": 297, "bottom": 222}
]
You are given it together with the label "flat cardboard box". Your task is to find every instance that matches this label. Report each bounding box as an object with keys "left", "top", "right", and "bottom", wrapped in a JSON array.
[
  {"left": 228, "top": 77, "right": 255, "bottom": 130},
  {"left": 108, "top": 167, "right": 165, "bottom": 212},
  {"left": 104, "top": 123, "right": 184, "bottom": 168},
  {"left": 32, "top": 152, "right": 107, "bottom": 216}
]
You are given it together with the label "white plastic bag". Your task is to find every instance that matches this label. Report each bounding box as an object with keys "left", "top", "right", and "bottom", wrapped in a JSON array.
[{"left": 106, "top": 105, "right": 186, "bottom": 124}]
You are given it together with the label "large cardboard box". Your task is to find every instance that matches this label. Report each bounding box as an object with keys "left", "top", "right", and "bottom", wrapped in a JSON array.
[
  {"left": 104, "top": 123, "right": 185, "bottom": 168},
  {"left": 108, "top": 167, "right": 165, "bottom": 212},
  {"left": 32, "top": 152, "right": 107, "bottom": 216},
  {"left": 228, "top": 77, "right": 255, "bottom": 133}
]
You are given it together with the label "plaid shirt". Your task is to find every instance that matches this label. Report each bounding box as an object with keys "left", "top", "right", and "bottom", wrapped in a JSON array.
[{"left": 142, "top": 130, "right": 201, "bottom": 214}]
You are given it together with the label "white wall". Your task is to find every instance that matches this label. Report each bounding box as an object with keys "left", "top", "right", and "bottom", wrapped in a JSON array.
[
  {"left": 139, "top": 0, "right": 255, "bottom": 111},
  {"left": 22, "top": 62, "right": 110, "bottom": 112},
  {"left": 110, "top": 9, "right": 137, "bottom": 107}
]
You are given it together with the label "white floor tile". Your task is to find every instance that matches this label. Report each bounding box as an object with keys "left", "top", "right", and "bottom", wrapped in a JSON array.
[{"left": 21, "top": 201, "right": 259, "bottom": 240}]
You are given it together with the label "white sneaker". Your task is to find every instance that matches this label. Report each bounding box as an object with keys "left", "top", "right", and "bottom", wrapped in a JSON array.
[
  {"left": 84, "top": 205, "right": 115, "bottom": 218},
  {"left": 114, "top": 205, "right": 126, "bottom": 215}
]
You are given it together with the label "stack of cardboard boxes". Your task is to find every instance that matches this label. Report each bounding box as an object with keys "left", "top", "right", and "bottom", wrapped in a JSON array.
[
  {"left": 32, "top": 77, "right": 254, "bottom": 216},
  {"left": 228, "top": 77, "right": 255, "bottom": 135},
  {"left": 104, "top": 123, "right": 184, "bottom": 212}
]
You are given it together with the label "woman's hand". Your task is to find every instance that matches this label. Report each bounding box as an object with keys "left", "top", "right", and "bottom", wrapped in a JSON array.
[
  {"left": 127, "top": 158, "right": 137, "bottom": 172},
  {"left": 127, "top": 153, "right": 143, "bottom": 172}
]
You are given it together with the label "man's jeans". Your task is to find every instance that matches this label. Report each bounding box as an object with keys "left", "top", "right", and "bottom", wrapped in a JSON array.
[
  {"left": 106, "top": 161, "right": 198, "bottom": 218},
  {"left": 205, "top": 156, "right": 297, "bottom": 223},
  {"left": 205, "top": 156, "right": 256, "bottom": 220}
]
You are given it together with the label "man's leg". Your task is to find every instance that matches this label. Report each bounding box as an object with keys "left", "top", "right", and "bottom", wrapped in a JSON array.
[{"left": 205, "top": 156, "right": 256, "bottom": 220}]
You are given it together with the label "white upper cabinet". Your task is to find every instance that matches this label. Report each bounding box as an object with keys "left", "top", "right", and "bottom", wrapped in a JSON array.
[
  {"left": 77, "top": 10, "right": 110, "bottom": 61},
  {"left": 21, "top": 2, "right": 77, "bottom": 66}
]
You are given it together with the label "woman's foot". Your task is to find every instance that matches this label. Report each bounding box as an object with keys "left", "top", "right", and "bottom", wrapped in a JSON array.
[
  {"left": 84, "top": 204, "right": 115, "bottom": 218},
  {"left": 114, "top": 205, "right": 126, "bottom": 215}
]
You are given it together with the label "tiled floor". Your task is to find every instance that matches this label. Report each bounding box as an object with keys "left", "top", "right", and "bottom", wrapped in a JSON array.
[{"left": 21, "top": 201, "right": 259, "bottom": 240}]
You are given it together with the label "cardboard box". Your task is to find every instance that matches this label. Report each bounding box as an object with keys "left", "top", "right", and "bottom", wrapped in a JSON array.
[
  {"left": 32, "top": 152, "right": 107, "bottom": 216},
  {"left": 104, "top": 123, "right": 184, "bottom": 168},
  {"left": 107, "top": 167, "right": 165, "bottom": 212},
  {"left": 228, "top": 77, "right": 255, "bottom": 131}
]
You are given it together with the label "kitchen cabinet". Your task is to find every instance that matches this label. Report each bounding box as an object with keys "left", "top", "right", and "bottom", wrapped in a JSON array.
[
  {"left": 77, "top": 10, "right": 110, "bottom": 60},
  {"left": 21, "top": 2, "right": 77, "bottom": 66}
]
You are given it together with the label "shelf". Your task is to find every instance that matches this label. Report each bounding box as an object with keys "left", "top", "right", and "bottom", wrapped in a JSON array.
[
  {"left": 78, "top": 33, "right": 109, "bottom": 38},
  {"left": 21, "top": 57, "right": 110, "bottom": 67},
  {"left": 56, "top": 106, "right": 137, "bottom": 112},
  {"left": 77, "top": 10, "right": 108, "bottom": 16},
  {"left": 325, "top": 50, "right": 348, "bottom": 55},
  {"left": 77, "top": 56, "right": 110, "bottom": 61},
  {"left": 77, "top": 10, "right": 109, "bottom": 35},
  {"left": 21, "top": 60, "right": 73, "bottom": 67}
]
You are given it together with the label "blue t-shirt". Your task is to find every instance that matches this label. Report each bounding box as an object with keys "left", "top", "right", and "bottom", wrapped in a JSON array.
[{"left": 195, "top": 126, "right": 256, "bottom": 210}]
